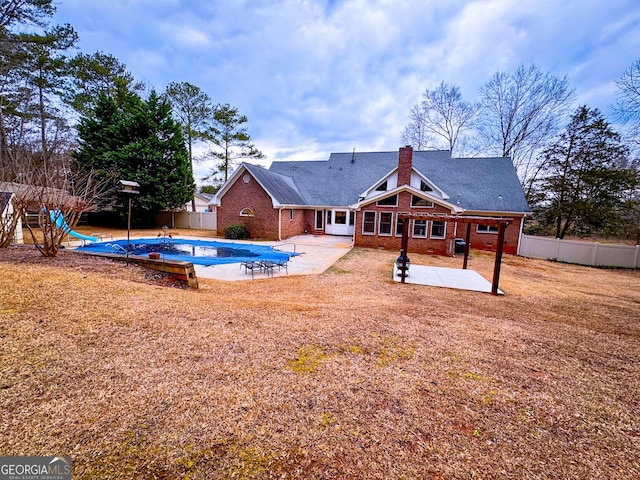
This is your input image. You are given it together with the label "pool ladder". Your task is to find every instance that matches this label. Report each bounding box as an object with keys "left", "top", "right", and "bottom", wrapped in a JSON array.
[
  {"left": 273, "top": 242, "right": 296, "bottom": 255},
  {"left": 104, "top": 243, "right": 127, "bottom": 254}
]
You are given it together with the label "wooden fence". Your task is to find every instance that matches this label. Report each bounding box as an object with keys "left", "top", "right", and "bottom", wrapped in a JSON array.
[{"left": 519, "top": 235, "right": 639, "bottom": 268}]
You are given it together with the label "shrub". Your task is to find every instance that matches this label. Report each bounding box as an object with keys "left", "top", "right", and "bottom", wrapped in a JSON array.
[{"left": 223, "top": 224, "right": 250, "bottom": 239}]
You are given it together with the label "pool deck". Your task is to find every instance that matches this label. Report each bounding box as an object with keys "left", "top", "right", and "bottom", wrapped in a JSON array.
[
  {"left": 193, "top": 234, "right": 353, "bottom": 281},
  {"left": 71, "top": 234, "right": 354, "bottom": 282}
]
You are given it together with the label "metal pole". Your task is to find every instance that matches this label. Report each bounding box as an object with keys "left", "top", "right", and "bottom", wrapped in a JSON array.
[{"left": 126, "top": 196, "right": 132, "bottom": 265}]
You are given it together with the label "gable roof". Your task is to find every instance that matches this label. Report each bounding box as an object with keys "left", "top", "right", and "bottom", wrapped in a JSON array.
[
  {"left": 268, "top": 150, "right": 531, "bottom": 213},
  {"left": 412, "top": 152, "right": 531, "bottom": 213},
  {"left": 243, "top": 163, "right": 307, "bottom": 206}
]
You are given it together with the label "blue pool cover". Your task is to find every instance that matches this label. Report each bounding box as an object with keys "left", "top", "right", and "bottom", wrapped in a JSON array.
[{"left": 77, "top": 238, "right": 297, "bottom": 266}]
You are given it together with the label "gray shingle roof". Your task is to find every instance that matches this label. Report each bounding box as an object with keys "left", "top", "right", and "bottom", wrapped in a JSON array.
[
  {"left": 244, "top": 163, "right": 306, "bottom": 205},
  {"left": 265, "top": 150, "right": 531, "bottom": 213}
]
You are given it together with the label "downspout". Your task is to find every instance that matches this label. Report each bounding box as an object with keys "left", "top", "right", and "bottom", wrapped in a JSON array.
[
  {"left": 351, "top": 209, "right": 357, "bottom": 247},
  {"left": 517, "top": 214, "right": 526, "bottom": 256}
]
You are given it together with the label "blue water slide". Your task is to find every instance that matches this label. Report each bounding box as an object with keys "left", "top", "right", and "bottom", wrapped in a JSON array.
[{"left": 47, "top": 209, "right": 99, "bottom": 243}]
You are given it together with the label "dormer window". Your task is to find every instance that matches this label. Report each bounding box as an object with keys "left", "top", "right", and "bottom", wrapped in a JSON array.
[
  {"left": 375, "top": 181, "right": 388, "bottom": 191},
  {"left": 420, "top": 180, "right": 433, "bottom": 192}
]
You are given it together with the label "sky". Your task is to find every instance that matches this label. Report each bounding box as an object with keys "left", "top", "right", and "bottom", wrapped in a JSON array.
[{"left": 52, "top": 0, "right": 640, "bottom": 183}]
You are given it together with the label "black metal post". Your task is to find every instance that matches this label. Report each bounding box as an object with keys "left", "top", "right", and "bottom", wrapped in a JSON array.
[{"left": 126, "top": 196, "right": 132, "bottom": 265}]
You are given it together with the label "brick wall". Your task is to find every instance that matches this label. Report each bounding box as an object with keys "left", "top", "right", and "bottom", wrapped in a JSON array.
[
  {"left": 353, "top": 190, "right": 524, "bottom": 255},
  {"left": 464, "top": 216, "right": 523, "bottom": 255},
  {"left": 397, "top": 146, "right": 413, "bottom": 186},
  {"left": 280, "top": 208, "right": 309, "bottom": 239},
  {"left": 217, "top": 171, "right": 280, "bottom": 240}
]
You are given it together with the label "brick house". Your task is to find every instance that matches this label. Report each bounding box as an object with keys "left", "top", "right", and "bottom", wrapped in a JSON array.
[{"left": 212, "top": 146, "right": 531, "bottom": 255}]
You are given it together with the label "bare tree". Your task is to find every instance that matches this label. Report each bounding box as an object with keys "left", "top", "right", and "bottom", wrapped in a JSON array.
[
  {"left": 401, "top": 82, "right": 478, "bottom": 155},
  {"left": 3, "top": 148, "right": 111, "bottom": 256},
  {"left": 612, "top": 58, "right": 640, "bottom": 153},
  {"left": 400, "top": 104, "right": 434, "bottom": 150},
  {"left": 478, "top": 64, "right": 575, "bottom": 194}
]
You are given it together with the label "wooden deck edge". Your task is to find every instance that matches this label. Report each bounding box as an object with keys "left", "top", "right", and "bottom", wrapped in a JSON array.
[{"left": 79, "top": 251, "right": 198, "bottom": 288}]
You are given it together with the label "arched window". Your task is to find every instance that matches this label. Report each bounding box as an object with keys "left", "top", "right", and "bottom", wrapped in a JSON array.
[{"left": 239, "top": 207, "right": 255, "bottom": 217}]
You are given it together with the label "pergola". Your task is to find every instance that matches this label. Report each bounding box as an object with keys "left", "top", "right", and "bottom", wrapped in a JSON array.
[{"left": 397, "top": 213, "right": 513, "bottom": 295}]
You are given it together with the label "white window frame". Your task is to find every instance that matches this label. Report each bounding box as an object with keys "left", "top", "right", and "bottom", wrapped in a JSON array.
[
  {"left": 430, "top": 220, "right": 446, "bottom": 239},
  {"left": 378, "top": 211, "right": 393, "bottom": 236},
  {"left": 477, "top": 224, "right": 499, "bottom": 234},
  {"left": 239, "top": 207, "right": 255, "bottom": 217},
  {"left": 412, "top": 219, "right": 428, "bottom": 238},
  {"left": 362, "top": 211, "right": 376, "bottom": 235}
]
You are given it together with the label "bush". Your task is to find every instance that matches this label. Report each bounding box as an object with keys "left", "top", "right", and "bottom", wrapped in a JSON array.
[{"left": 223, "top": 224, "right": 250, "bottom": 239}]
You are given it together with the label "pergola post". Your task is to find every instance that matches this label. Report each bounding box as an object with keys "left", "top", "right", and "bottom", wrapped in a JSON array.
[
  {"left": 491, "top": 221, "right": 507, "bottom": 295},
  {"left": 463, "top": 222, "right": 472, "bottom": 270}
]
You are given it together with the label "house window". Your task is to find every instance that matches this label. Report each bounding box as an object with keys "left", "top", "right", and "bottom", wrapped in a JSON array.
[
  {"left": 413, "top": 219, "right": 427, "bottom": 238},
  {"left": 326, "top": 210, "right": 332, "bottom": 224},
  {"left": 379, "top": 212, "right": 393, "bottom": 236},
  {"left": 363, "top": 211, "right": 376, "bottom": 234},
  {"left": 377, "top": 194, "right": 397, "bottom": 207},
  {"left": 420, "top": 180, "right": 433, "bottom": 192},
  {"left": 315, "top": 210, "right": 323, "bottom": 229},
  {"left": 239, "top": 207, "right": 254, "bottom": 217},
  {"left": 411, "top": 195, "right": 433, "bottom": 208},
  {"left": 335, "top": 211, "right": 347, "bottom": 224},
  {"left": 243, "top": 174, "right": 251, "bottom": 183},
  {"left": 349, "top": 211, "right": 355, "bottom": 225},
  {"left": 477, "top": 224, "right": 499, "bottom": 234},
  {"left": 289, "top": 209, "right": 294, "bottom": 220},
  {"left": 375, "top": 181, "right": 387, "bottom": 191},
  {"left": 395, "top": 215, "right": 410, "bottom": 236},
  {"left": 431, "top": 221, "right": 446, "bottom": 239}
]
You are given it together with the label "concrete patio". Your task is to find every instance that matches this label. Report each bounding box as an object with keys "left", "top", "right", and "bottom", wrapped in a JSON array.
[{"left": 392, "top": 264, "right": 503, "bottom": 295}]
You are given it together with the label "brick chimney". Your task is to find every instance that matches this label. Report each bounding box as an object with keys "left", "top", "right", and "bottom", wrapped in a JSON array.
[{"left": 397, "top": 145, "right": 413, "bottom": 186}]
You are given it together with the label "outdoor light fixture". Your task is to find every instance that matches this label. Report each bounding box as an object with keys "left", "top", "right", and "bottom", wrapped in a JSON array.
[{"left": 118, "top": 180, "right": 140, "bottom": 263}]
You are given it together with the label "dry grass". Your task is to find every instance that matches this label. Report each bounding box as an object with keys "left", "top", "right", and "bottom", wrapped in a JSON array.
[{"left": 1, "top": 237, "right": 639, "bottom": 479}]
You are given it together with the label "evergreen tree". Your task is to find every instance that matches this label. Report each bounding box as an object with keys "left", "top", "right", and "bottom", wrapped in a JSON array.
[
  {"left": 74, "top": 87, "right": 195, "bottom": 224},
  {"left": 207, "top": 103, "right": 264, "bottom": 182},
  {"left": 66, "top": 51, "right": 145, "bottom": 116},
  {"left": 164, "top": 81, "right": 213, "bottom": 210},
  {"left": 538, "top": 106, "right": 637, "bottom": 238}
]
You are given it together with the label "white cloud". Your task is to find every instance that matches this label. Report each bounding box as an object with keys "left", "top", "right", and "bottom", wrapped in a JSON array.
[{"left": 53, "top": 0, "right": 640, "bottom": 164}]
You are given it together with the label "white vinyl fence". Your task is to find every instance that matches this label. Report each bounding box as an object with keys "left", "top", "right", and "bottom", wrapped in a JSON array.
[
  {"left": 156, "top": 211, "right": 217, "bottom": 231},
  {"left": 519, "top": 235, "right": 639, "bottom": 268}
]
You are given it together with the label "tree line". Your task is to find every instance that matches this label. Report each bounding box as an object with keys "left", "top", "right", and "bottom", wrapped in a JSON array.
[
  {"left": 0, "top": 0, "right": 263, "bottom": 254},
  {"left": 401, "top": 63, "right": 640, "bottom": 241}
]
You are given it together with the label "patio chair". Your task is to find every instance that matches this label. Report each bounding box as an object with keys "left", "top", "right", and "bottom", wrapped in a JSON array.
[{"left": 241, "top": 261, "right": 260, "bottom": 279}]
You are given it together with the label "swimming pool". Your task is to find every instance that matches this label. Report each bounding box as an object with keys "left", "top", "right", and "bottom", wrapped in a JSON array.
[{"left": 77, "top": 238, "right": 296, "bottom": 266}]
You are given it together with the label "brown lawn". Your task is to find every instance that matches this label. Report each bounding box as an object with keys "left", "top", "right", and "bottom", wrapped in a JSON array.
[{"left": 0, "top": 231, "right": 639, "bottom": 479}]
